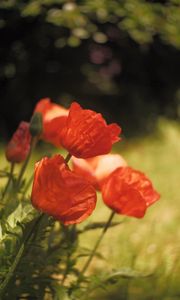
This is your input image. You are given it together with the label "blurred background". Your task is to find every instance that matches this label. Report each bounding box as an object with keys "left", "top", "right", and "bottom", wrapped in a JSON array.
[
  {"left": 0, "top": 1, "right": 180, "bottom": 299},
  {"left": 0, "top": 0, "right": 180, "bottom": 139}
]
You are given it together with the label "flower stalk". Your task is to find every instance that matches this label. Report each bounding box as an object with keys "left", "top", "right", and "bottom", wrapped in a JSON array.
[
  {"left": 16, "top": 137, "right": 37, "bottom": 188},
  {"left": 1, "top": 162, "right": 15, "bottom": 202},
  {"left": 77, "top": 211, "right": 115, "bottom": 285}
]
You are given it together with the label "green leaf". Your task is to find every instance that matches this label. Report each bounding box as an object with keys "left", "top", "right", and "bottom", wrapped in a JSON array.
[
  {"left": 105, "top": 268, "right": 153, "bottom": 284},
  {"left": 0, "top": 170, "right": 9, "bottom": 178},
  {"left": 6, "top": 202, "right": 36, "bottom": 231},
  {"left": 79, "top": 221, "right": 124, "bottom": 233}
]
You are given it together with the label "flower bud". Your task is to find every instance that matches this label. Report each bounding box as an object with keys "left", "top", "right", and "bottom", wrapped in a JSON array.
[
  {"left": 29, "top": 112, "right": 43, "bottom": 137},
  {"left": 5, "top": 122, "right": 31, "bottom": 163}
]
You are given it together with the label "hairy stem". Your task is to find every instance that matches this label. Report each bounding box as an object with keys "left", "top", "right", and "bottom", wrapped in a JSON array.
[
  {"left": 16, "top": 137, "right": 37, "bottom": 188},
  {"left": 1, "top": 162, "right": 15, "bottom": 201},
  {"left": 20, "top": 173, "right": 34, "bottom": 200},
  {"left": 61, "top": 252, "right": 71, "bottom": 285},
  {"left": 77, "top": 211, "right": 115, "bottom": 285}
]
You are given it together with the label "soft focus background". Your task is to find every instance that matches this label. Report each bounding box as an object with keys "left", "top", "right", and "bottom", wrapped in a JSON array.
[
  {"left": 0, "top": 1, "right": 180, "bottom": 299},
  {"left": 1, "top": 0, "right": 180, "bottom": 139}
]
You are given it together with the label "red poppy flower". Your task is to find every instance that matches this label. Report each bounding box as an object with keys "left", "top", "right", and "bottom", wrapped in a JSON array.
[
  {"left": 5, "top": 121, "right": 31, "bottom": 163},
  {"left": 102, "top": 167, "right": 160, "bottom": 218},
  {"left": 31, "top": 155, "right": 97, "bottom": 225},
  {"left": 72, "top": 154, "right": 127, "bottom": 190},
  {"left": 60, "top": 102, "right": 121, "bottom": 158},
  {"left": 34, "top": 98, "right": 69, "bottom": 147}
]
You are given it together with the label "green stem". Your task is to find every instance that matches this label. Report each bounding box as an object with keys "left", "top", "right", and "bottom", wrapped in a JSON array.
[
  {"left": 65, "top": 153, "right": 72, "bottom": 164},
  {"left": 1, "top": 162, "right": 15, "bottom": 201},
  {"left": 61, "top": 225, "right": 77, "bottom": 285},
  {"left": 16, "top": 137, "right": 37, "bottom": 188},
  {"left": 20, "top": 173, "right": 34, "bottom": 200},
  {"left": 0, "top": 213, "right": 43, "bottom": 298},
  {"left": 77, "top": 211, "right": 115, "bottom": 284},
  {"left": 61, "top": 252, "right": 71, "bottom": 285}
]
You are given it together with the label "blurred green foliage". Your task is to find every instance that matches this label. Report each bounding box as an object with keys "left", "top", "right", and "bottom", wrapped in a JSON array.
[{"left": 1, "top": 0, "right": 180, "bottom": 47}]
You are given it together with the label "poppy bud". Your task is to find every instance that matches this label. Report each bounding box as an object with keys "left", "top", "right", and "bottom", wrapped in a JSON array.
[
  {"left": 5, "top": 122, "right": 31, "bottom": 163},
  {"left": 30, "top": 112, "right": 43, "bottom": 137}
]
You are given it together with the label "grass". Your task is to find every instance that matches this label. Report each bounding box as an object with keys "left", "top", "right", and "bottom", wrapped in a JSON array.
[{"left": 1, "top": 118, "right": 179, "bottom": 299}]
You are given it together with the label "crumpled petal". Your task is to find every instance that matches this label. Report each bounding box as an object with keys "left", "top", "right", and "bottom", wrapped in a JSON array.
[
  {"left": 31, "top": 155, "right": 97, "bottom": 225},
  {"left": 34, "top": 98, "right": 69, "bottom": 147},
  {"left": 102, "top": 167, "right": 160, "bottom": 218},
  {"left": 72, "top": 154, "right": 127, "bottom": 190},
  {"left": 60, "top": 102, "right": 121, "bottom": 158}
]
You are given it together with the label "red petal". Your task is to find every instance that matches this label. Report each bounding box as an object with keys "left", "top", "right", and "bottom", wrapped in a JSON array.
[{"left": 31, "top": 155, "right": 97, "bottom": 225}]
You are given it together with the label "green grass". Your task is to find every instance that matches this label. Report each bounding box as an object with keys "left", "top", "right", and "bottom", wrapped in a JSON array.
[
  {"left": 78, "top": 118, "right": 180, "bottom": 300},
  {"left": 1, "top": 118, "right": 180, "bottom": 299}
]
